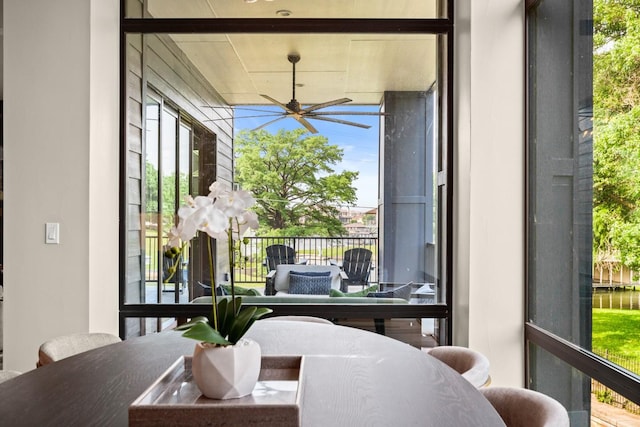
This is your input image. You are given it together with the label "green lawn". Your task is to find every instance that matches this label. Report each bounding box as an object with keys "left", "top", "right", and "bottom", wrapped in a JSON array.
[{"left": 592, "top": 309, "right": 640, "bottom": 365}]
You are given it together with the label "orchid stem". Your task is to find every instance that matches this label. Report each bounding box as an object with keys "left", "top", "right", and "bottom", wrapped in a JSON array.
[
  {"left": 163, "top": 242, "right": 187, "bottom": 283},
  {"left": 228, "top": 218, "right": 236, "bottom": 314},
  {"left": 207, "top": 235, "right": 218, "bottom": 331}
]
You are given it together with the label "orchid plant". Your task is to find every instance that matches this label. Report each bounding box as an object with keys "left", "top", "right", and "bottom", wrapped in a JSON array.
[{"left": 166, "top": 182, "right": 272, "bottom": 346}]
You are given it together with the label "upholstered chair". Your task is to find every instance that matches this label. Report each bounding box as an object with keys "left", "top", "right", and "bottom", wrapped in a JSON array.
[
  {"left": 263, "top": 315, "right": 334, "bottom": 325},
  {"left": 37, "top": 332, "right": 121, "bottom": 367},
  {"left": 0, "top": 370, "right": 22, "bottom": 384},
  {"left": 480, "top": 386, "right": 570, "bottom": 427},
  {"left": 423, "top": 345, "right": 491, "bottom": 388}
]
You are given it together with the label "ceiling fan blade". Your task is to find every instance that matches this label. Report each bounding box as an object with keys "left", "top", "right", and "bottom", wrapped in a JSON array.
[
  {"left": 306, "top": 116, "right": 372, "bottom": 129},
  {"left": 260, "top": 94, "right": 294, "bottom": 113},
  {"left": 212, "top": 113, "right": 284, "bottom": 120},
  {"left": 309, "top": 111, "right": 388, "bottom": 116},
  {"left": 302, "top": 98, "right": 352, "bottom": 113},
  {"left": 294, "top": 116, "right": 319, "bottom": 134},
  {"left": 251, "top": 116, "right": 287, "bottom": 132},
  {"left": 204, "top": 113, "right": 285, "bottom": 123},
  {"left": 233, "top": 106, "right": 288, "bottom": 114}
]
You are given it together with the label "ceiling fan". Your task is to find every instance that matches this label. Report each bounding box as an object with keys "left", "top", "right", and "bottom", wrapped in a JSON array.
[{"left": 248, "top": 53, "right": 385, "bottom": 134}]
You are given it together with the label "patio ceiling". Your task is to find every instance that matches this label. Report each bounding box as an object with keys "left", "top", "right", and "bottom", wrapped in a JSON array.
[{"left": 145, "top": 0, "right": 439, "bottom": 107}]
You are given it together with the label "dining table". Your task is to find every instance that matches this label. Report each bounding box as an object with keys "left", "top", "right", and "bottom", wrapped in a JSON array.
[{"left": 0, "top": 320, "right": 506, "bottom": 426}]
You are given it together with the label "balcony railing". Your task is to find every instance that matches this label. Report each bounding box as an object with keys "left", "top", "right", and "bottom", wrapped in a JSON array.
[
  {"left": 236, "top": 236, "right": 378, "bottom": 284},
  {"left": 145, "top": 235, "right": 378, "bottom": 286}
]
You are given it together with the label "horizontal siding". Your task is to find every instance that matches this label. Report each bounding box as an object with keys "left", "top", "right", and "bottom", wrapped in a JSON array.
[
  {"left": 128, "top": 236, "right": 141, "bottom": 260},
  {"left": 127, "top": 70, "right": 143, "bottom": 104},
  {"left": 128, "top": 178, "right": 141, "bottom": 210},
  {"left": 128, "top": 151, "right": 141, "bottom": 179},
  {"left": 127, "top": 98, "right": 142, "bottom": 129},
  {"left": 127, "top": 255, "right": 142, "bottom": 283},
  {"left": 128, "top": 124, "right": 142, "bottom": 154}
]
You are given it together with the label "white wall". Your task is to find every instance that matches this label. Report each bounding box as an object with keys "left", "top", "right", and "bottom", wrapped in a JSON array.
[
  {"left": 454, "top": 1, "right": 525, "bottom": 386},
  {"left": 3, "top": 0, "right": 119, "bottom": 373}
]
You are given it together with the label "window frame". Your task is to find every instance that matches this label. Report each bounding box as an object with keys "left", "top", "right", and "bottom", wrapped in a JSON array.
[
  {"left": 119, "top": 2, "right": 456, "bottom": 343},
  {"left": 524, "top": 0, "right": 640, "bottom": 408}
]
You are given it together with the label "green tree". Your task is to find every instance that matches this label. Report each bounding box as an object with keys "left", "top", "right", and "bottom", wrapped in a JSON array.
[
  {"left": 234, "top": 128, "right": 359, "bottom": 236},
  {"left": 146, "top": 161, "right": 159, "bottom": 212},
  {"left": 594, "top": 1, "right": 640, "bottom": 270}
]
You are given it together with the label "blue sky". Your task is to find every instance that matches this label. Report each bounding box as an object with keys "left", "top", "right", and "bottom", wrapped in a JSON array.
[{"left": 233, "top": 105, "right": 380, "bottom": 209}]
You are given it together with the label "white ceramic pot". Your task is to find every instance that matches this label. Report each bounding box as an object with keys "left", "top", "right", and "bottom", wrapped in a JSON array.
[{"left": 191, "top": 338, "right": 262, "bottom": 399}]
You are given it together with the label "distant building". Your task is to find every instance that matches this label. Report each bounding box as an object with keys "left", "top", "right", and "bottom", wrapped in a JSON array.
[{"left": 339, "top": 207, "right": 378, "bottom": 237}]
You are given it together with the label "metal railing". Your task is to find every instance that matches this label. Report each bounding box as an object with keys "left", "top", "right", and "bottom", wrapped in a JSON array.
[
  {"left": 145, "top": 235, "right": 378, "bottom": 286},
  {"left": 592, "top": 349, "right": 640, "bottom": 415},
  {"left": 236, "top": 236, "right": 378, "bottom": 284}
]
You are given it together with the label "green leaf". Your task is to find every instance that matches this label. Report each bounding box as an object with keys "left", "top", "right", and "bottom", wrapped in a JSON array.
[
  {"left": 252, "top": 307, "right": 273, "bottom": 320},
  {"left": 174, "top": 316, "right": 209, "bottom": 331},
  {"left": 217, "top": 298, "right": 231, "bottom": 333},
  {"left": 181, "top": 321, "right": 232, "bottom": 346},
  {"left": 228, "top": 306, "right": 258, "bottom": 344}
]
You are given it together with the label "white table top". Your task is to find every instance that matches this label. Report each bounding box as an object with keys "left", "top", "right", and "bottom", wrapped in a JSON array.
[{"left": 246, "top": 320, "right": 504, "bottom": 426}]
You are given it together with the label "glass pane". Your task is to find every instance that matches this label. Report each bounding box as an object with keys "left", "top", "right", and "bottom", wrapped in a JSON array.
[
  {"left": 530, "top": 342, "right": 640, "bottom": 425},
  {"left": 125, "top": 0, "right": 446, "bottom": 19},
  {"left": 124, "top": 28, "right": 448, "bottom": 344},
  {"left": 144, "top": 96, "right": 161, "bottom": 303},
  {"left": 527, "top": 0, "right": 640, "bottom": 407},
  {"left": 527, "top": 0, "right": 593, "bottom": 345},
  {"left": 529, "top": 344, "right": 591, "bottom": 426},
  {"left": 124, "top": 317, "right": 179, "bottom": 338},
  {"left": 528, "top": 0, "right": 640, "bottom": 390}
]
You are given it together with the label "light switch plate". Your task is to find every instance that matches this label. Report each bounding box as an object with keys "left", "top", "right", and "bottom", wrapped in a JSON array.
[{"left": 45, "top": 223, "right": 60, "bottom": 244}]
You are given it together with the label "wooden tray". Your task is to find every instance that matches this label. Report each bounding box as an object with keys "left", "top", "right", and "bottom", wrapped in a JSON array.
[{"left": 129, "top": 355, "right": 304, "bottom": 427}]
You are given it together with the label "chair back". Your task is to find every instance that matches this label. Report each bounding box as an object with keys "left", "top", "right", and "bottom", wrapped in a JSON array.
[
  {"left": 0, "top": 370, "right": 22, "bottom": 384},
  {"left": 342, "top": 248, "right": 372, "bottom": 288},
  {"left": 263, "top": 316, "right": 334, "bottom": 325},
  {"left": 424, "top": 345, "right": 491, "bottom": 388},
  {"left": 480, "top": 387, "right": 570, "bottom": 427},
  {"left": 265, "top": 244, "right": 297, "bottom": 271},
  {"left": 37, "top": 332, "right": 122, "bottom": 367}
]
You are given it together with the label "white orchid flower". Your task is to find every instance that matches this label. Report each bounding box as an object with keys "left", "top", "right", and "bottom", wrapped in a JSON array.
[
  {"left": 232, "top": 210, "right": 259, "bottom": 240},
  {"left": 198, "top": 205, "right": 228, "bottom": 239},
  {"left": 167, "top": 226, "right": 183, "bottom": 249},
  {"left": 176, "top": 196, "right": 215, "bottom": 241},
  {"left": 168, "top": 181, "right": 259, "bottom": 255},
  {"left": 207, "top": 181, "right": 225, "bottom": 198},
  {"left": 216, "top": 189, "right": 256, "bottom": 218}
]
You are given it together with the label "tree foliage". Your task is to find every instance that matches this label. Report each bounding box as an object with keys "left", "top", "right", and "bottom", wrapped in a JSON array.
[
  {"left": 594, "top": 1, "right": 640, "bottom": 270},
  {"left": 234, "top": 129, "right": 358, "bottom": 236},
  {"left": 145, "top": 161, "right": 190, "bottom": 231}
]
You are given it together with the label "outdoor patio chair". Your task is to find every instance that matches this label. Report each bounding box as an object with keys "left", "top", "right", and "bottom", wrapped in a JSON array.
[
  {"left": 37, "top": 332, "right": 122, "bottom": 367},
  {"left": 265, "top": 244, "right": 306, "bottom": 271},
  {"left": 332, "top": 248, "right": 372, "bottom": 290},
  {"left": 480, "top": 387, "right": 570, "bottom": 427}
]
